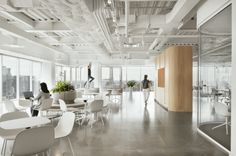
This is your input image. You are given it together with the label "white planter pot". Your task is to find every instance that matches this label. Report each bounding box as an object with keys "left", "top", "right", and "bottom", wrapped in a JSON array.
[{"left": 52, "top": 91, "right": 76, "bottom": 104}]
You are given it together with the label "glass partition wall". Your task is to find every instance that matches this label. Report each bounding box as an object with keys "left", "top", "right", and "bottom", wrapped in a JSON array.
[{"left": 198, "top": 5, "right": 231, "bottom": 152}]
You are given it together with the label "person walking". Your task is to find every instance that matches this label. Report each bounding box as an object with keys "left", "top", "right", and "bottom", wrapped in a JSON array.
[
  {"left": 84, "top": 62, "right": 94, "bottom": 88},
  {"left": 142, "top": 75, "right": 151, "bottom": 106}
]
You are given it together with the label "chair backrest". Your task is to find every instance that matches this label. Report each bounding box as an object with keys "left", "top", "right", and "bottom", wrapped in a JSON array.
[
  {"left": 111, "top": 89, "right": 122, "bottom": 95},
  {"left": 12, "top": 126, "right": 54, "bottom": 156},
  {"left": 39, "top": 98, "right": 53, "bottom": 111},
  {"left": 90, "top": 100, "right": 103, "bottom": 113},
  {"left": 76, "top": 91, "right": 83, "bottom": 98},
  {"left": 214, "top": 102, "right": 230, "bottom": 116},
  {"left": 55, "top": 112, "right": 75, "bottom": 139},
  {"left": 59, "top": 99, "right": 67, "bottom": 112},
  {"left": 3, "top": 100, "right": 17, "bottom": 112},
  {"left": 0, "top": 111, "right": 29, "bottom": 122},
  {"left": 18, "top": 99, "right": 32, "bottom": 107}
]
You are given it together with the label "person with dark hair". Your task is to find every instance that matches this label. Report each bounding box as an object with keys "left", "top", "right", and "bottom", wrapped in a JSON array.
[
  {"left": 84, "top": 62, "right": 95, "bottom": 87},
  {"left": 142, "top": 75, "right": 151, "bottom": 107},
  {"left": 31, "top": 82, "right": 50, "bottom": 116}
]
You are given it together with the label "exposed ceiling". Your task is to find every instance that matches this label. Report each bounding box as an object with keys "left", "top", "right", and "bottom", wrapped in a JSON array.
[{"left": 0, "top": 0, "right": 203, "bottom": 64}]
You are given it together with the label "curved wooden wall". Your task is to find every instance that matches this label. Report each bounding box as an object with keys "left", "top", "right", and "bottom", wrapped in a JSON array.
[{"left": 156, "top": 46, "right": 192, "bottom": 112}]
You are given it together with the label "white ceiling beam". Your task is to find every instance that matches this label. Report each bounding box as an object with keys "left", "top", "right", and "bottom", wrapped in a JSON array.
[
  {"left": 0, "top": 11, "right": 34, "bottom": 28},
  {"left": 117, "top": 0, "right": 177, "bottom": 1},
  {"left": 119, "top": 15, "right": 166, "bottom": 28},
  {"left": 125, "top": 0, "right": 129, "bottom": 37},
  {"left": 132, "top": 34, "right": 199, "bottom": 38},
  {"left": 166, "top": 0, "right": 201, "bottom": 24},
  {"left": 148, "top": 0, "right": 201, "bottom": 50},
  {"left": 0, "top": 20, "right": 67, "bottom": 54},
  {"left": 25, "top": 22, "right": 71, "bottom": 32}
]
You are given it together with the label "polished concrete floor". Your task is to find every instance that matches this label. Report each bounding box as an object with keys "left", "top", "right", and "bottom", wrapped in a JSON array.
[
  {"left": 1, "top": 92, "right": 227, "bottom": 156},
  {"left": 51, "top": 92, "right": 226, "bottom": 156}
]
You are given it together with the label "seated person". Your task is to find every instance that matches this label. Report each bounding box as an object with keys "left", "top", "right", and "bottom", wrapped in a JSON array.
[{"left": 31, "top": 82, "right": 50, "bottom": 116}]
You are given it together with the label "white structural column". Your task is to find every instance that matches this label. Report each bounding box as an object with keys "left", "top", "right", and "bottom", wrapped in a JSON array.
[
  {"left": 125, "top": 0, "right": 129, "bottom": 37},
  {"left": 231, "top": 1, "right": 236, "bottom": 156}
]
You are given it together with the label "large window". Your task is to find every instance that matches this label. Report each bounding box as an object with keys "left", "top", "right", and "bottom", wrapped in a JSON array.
[
  {"left": 1, "top": 55, "right": 42, "bottom": 100},
  {"left": 19, "top": 59, "right": 31, "bottom": 98},
  {"left": 55, "top": 65, "right": 63, "bottom": 81},
  {"left": 55, "top": 65, "right": 72, "bottom": 82},
  {"left": 101, "top": 67, "right": 111, "bottom": 89},
  {"left": 32, "top": 62, "right": 42, "bottom": 95},
  {"left": 100, "top": 66, "right": 155, "bottom": 91},
  {"left": 2, "top": 56, "right": 17, "bottom": 100},
  {"left": 62, "top": 66, "right": 70, "bottom": 82},
  {"left": 126, "top": 67, "right": 141, "bottom": 91}
]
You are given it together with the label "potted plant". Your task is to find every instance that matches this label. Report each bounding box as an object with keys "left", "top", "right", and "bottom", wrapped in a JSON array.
[
  {"left": 52, "top": 81, "right": 76, "bottom": 104},
  {"left": 127, "top": 80, "right": 136, "bottom": 93}
]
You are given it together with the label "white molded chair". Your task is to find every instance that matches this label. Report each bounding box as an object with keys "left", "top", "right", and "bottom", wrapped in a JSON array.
[
  {"left": 76, "top": 91, "right": 83, "bottom": 98},
  {"left": 11, "top": 126, "right": 54, "bottom": 156},
  {"left": 212, "top": 102, "right": 231, "bottom": 135},
  {"left": 74, "top": 90, "right": 85, "bottom": 104},
  {"left": 110, "top": 89, "right": 122, "bottom": 104},
  {"left": 59, "top": 99, "right": 78, "bottom": 112},
  {"left": 54, "top": 112, "right": 75, "bottom": 156},
  {"left": 17, "top": 99, "right": 32, "bottom": 111},
  {"left": 88, "top": 99, "right": 104, "bottom": 127},
  {"left": 0, "top": 112, "right": 29, "bottom": 156},
  {"left": 3, "top": 100, "right": 18, "bottom": 112},
  {"left": 39, "top": 98, "right": 53, "bottom": 116},
  {"left": 95, "top": 93, "right": 111, "bottom": 119}
]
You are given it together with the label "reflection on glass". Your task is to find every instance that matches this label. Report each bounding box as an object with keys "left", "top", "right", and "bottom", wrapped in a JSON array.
[
  {"left": 198, "top": 5, "right": 231, "bottom": 151},
  {"left": 2, "top": 56, "right": 17, "bottom": 99}
]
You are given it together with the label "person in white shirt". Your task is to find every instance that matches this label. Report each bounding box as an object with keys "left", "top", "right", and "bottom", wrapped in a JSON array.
[
  {"left": 142, "top": 75, "right": 151, "bottom": 107},
  {"left": 31, "top": 82, "right": 50, "bottom": 116}
]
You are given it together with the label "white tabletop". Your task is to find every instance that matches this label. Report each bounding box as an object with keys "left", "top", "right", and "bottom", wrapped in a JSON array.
[
  {"left": 51, "top": 103, "right": 85, "bottom": 109},
  {"left": 0, "top": 117, "right": 50, "bottom": 130}
]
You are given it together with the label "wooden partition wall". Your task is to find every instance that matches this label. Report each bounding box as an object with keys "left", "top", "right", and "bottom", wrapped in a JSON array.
[{"left": 156, "top": 46, "right": 192, "bottom": 112}]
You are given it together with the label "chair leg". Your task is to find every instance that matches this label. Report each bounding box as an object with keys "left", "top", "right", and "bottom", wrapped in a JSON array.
[
  {"left": 3, "top": 140, "right": 7, "bottom": 156},
  {"left": 226, "top": 117, "right": 229, "bottom": 135},
  {"left": 1, "top": 139, "right": 6, "bottom": 154},
  {"left": 100, "top": 115, "right": 104, "bottom": 126},
  {"left": 67, "top": 137, "right": 75, "bottom": 156},
  {"left": 212, "top": 122, "right": 226, "bottom": 130}
]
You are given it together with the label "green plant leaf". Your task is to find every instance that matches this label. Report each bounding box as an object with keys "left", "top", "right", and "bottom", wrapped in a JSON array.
[{"left": 52, "top": 81, "right": 75, "bottom": 93}]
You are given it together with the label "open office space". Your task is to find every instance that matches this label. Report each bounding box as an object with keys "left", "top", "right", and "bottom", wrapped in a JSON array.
[{"left": 0, "top": 0, "right": 235, "bottom": 156}]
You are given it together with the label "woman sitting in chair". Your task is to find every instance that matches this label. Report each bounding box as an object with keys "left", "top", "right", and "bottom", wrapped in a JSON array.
[{"left": 31, "top": 82, "right": 50, "bottom": 116}]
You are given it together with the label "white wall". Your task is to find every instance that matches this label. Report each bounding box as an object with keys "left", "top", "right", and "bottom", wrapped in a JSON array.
[
  {"left": 231, "top": 1, "right": 236, "bottom": 156},
  {"left": 41, "top": 62, "right": 55, "bottom": 90},
  {"left": 197, "top": 0, "right": 231, "bottom": 28}
]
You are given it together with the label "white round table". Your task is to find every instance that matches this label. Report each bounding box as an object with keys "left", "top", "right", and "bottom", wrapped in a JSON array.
[{"left": 0, "top": 117, "right": 50, "bottom": 130}]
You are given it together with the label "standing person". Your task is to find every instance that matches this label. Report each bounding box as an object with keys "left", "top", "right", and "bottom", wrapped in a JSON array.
[
  {"left": 84, "top": 62, "right": 95, "bottom": 87},
  {"left": 142, "top": 75, "right": 151, "bottom": 106},
  {"left": 31, "top": 82, "right": 50, "bottom": 116}
]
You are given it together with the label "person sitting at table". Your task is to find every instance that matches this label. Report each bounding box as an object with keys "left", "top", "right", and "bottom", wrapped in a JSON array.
[{"left": 31, "top": 82, "right": 50, "bottom": 116}]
